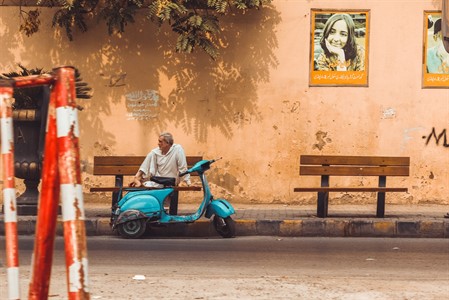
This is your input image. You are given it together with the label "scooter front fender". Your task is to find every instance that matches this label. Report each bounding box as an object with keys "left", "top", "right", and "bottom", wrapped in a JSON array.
[
  {"left": 115, "top": 209, "right": 148, "bottom": 227},
  {"left": 205, "top": 199, "right": 235, "bottom": 219}
]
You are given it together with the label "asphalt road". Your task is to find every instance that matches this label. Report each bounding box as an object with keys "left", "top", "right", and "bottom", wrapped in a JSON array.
[{"left": 0, "top": 236, "right": 448, "bottom": 299}]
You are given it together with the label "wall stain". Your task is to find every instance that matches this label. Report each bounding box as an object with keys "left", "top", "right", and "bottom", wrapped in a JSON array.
[
  {"left": 209, "top": 169, "right": 242, "bottom": 193},
  {"left": 313, "top": 130, "right": 332, "bottom": 150},
  {"left": 381, "top": 107, "right": 396, "bottom": 119}
]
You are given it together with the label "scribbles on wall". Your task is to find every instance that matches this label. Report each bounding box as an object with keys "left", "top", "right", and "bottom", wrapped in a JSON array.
[
  {"left": 423, "top": 127, "right": 448, "bottom": 147},
  {"left": 125, "top": 89, "right": 159, "bottom": 120},
  {"left": 401, "top": 127, "right": 425, "bottom": 151},
  {"left": 99, "top": 72, "right": 127, "bottom": 87}
]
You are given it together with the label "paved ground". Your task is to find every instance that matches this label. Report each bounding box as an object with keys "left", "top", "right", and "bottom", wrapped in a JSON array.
[
  {"left": 2, "top": 237, "right": 448, "bottom": 299},
  {"left": 2, "top": 202, "right": 448, "bottom": 238},
  {"left": 83, "top": 202, "right": 448, "bottom": 219}
]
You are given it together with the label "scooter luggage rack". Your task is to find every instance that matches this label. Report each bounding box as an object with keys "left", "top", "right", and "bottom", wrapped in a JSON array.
[{"left": 1, "top": 67, "right": 89, "bottom": 300}]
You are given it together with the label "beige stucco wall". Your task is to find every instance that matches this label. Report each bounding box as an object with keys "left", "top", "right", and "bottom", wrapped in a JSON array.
[{"left": 0, "top": 0, "right": 448, "bottom": 205}]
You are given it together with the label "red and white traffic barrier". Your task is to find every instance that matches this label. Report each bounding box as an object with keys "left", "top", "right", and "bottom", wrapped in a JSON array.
[
  {"left": 54, "top": 67, "right": 89, "bottom": 299},
  {"left": 1, "top": 67, "right": 89, "bottom": 299},
  {"left": 28, "top": 82, "right": 61, "bottom": 299},
  {"left": 0, "top": 80, "right": 20, "bottom": 300}
]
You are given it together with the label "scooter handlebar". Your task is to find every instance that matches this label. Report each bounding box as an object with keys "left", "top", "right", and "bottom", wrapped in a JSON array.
[
  {"left": 210, "top": 157, "right": 222, "bottom": 163},
  {"left": 179, "top": 157, "right": 222, "bottom": 177}
]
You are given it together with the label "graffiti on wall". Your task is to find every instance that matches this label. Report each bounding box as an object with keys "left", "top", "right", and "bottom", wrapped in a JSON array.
[
  {"left": 423, "top": 127, "right": 449, "bottom": 147},
  {"left": 99, "top": 72, "right": 127, "bottom": 87},
  {"left": 125, "top": 89, "right": 159, "bottom": 120}
]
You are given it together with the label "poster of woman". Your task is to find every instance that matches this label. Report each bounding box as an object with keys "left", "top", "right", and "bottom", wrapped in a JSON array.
[
  {"left": 309, "top": 9, "right": 370, "bottom": 86},
  {"left": 423, "top": 11, "right": 449, "bottom": 88}
]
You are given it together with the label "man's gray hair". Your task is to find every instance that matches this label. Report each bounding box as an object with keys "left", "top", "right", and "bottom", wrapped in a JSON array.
[{"left": 160, "top": 132, "right": 174, "bottom": 145}]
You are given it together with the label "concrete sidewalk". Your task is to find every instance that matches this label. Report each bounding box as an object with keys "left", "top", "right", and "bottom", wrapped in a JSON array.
[{"left": 1, "top": 202, "right": 448, "bottom": 238}]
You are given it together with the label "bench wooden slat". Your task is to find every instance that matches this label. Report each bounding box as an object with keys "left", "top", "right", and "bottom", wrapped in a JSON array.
[
  {"left": 94, "top": 155, "right": 203, "bottom": 166},
  {"left": 300, "top": 155, "right": 410, "bottom": 166},
  {"left": 293, "top": 187, "right": 408, "bottom": 192},
  {"left": 93, "top": 155, "right": 204, "bottom": 176},
  {"left": 94, "top": 156, "right": 146, "bottom": 165},
  {"left": 93, "top": 165, "right": 141, "bottom": 176},
  {"left": 300, "top": 166, "right": 410, "bottom": 176}
]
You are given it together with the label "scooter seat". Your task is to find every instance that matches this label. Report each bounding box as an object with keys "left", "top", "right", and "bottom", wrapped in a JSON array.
[{"left": 150, "top": 176, "right": 176, "bottom": 187}]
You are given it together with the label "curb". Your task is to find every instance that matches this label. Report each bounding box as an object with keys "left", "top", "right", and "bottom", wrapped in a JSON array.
[{"left": 1, "top": 217, "right": 448, "bottom": 238}]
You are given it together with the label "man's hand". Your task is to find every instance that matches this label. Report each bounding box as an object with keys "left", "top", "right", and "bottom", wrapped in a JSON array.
[
  {"left": 325, "top": 39, "right": 346, "bottom": 62},
  {"left": 178, "top": 179, "right": 191, "bottom": 187},
  {"left": 129, "top": 178, "right": 142, "bottom": 187}
]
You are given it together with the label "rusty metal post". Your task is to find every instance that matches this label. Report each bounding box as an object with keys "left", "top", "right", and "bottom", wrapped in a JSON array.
[
  {"left": 53, "top": 66, "right": 90, "bottom": 299},
  {"left": 28, "top": 81, "right": 61, "bottom": 299},
  {"left": 2, "top": 68, "right": 90, "bottom": 299},
  {"left": 0, "top": 79, "right": 20, "bottom": 299}
]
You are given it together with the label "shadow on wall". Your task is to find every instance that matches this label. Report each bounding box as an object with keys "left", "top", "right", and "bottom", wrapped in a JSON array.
[
  {"left": 159, "top": 7, "right": 281, "bottom": 142},
  {"left": 0, "top": 5, "right": 281, "bottom": 146}
]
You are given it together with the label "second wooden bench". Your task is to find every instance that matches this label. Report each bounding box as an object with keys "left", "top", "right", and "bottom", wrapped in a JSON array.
[{"left": 293, "top": 155, "right": 410, "bottom": 218}]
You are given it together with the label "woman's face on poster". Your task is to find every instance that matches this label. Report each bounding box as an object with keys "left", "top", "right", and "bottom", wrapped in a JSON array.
[{"left": 327, "top": 19, "right": 348, "bottom": 49}]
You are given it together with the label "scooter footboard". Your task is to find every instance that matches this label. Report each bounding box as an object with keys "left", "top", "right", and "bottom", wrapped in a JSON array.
[
  {"left": 205, "top": 199, "right": 235, "bottom": 219},
  {"left": 115, "top": 209, "right": 147, "bottom": 227}
]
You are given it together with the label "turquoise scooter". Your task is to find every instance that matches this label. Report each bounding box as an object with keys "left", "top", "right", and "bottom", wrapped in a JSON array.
[{"left": 111, "top": 158, "right": 236, "bottom": 239}]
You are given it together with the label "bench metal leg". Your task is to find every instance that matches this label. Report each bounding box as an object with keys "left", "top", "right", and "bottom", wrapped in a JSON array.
[
  {"left": 317, "top": 191, "right": 329, "bottom": 218},
  {"left": 169, "top": 190, "right": 179, "bottom": 215},
  {"left": 317, "top": 174, "right": 329, "bottom": 218},
  {"left": 376, "top": 176, "right": 386, "bottom": 218},
  {"left": 112, "top": 175, "right": 123, "bottom": 208}
]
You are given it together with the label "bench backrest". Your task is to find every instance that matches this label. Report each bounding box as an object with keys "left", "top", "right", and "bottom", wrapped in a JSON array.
[
  {"left": 93, "top": 155, "right": 203, "bottom": 176},
  {"left": 300, "top": 155, "right": 410, "bottom": 177}
]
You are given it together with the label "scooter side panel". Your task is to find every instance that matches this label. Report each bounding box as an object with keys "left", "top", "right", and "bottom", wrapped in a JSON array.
[
  {"left": 120, "top": 195, "right": 161, "bottom": 215},
  {"left": 118, "top": 189, "right": 173, "bottom": 207},
  {"left": 118, "top": 189, "right": 173, "bottom": 214},
  {"left": 205, "top": 199, "right": 235, "bottom": 218}
]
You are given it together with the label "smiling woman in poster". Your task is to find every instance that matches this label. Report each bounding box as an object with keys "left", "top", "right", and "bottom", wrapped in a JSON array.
[{"left": 316, "top": 13, "right": 365, "bottom": 71}]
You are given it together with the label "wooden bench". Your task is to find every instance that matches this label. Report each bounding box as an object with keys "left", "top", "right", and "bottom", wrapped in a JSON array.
[
  {"left": 293, "top": 155, "right": 410, "bottom": 218},
  {"left": 90, "top": 155, "right": 203, "bottom": 214}
]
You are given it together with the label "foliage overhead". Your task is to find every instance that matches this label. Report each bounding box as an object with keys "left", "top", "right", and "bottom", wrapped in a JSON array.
[
  {"left": 16, "top": 0, "right": 272, "bottom": 59},
  {"left": 1, "top": 64, "right": 92, "bottom": 109}
]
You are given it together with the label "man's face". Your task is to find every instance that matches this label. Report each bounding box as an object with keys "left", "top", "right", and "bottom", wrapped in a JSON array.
[{"left": 158, "top": 136, "right": 171, "bottom": 153}]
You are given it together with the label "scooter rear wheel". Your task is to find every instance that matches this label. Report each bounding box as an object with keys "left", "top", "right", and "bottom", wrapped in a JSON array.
[
  {"left": 117, "top": 219, "right": 147, "bottom": 239},
  {"left": 213, "top": 216, "right": 236, "bottom": 238}
]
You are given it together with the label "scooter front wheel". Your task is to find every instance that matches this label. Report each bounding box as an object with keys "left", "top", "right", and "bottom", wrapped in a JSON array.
[
  {"left": 213, "top": 216, "right": 236, "bottom": 238},
  {"left": 117, "top": 219, "right": 147, "bottom": 239}
]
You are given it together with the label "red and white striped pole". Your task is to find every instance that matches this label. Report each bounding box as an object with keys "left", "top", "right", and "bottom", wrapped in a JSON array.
[
  {"left": 0, "top": 79, "right": 20, "bottom": 299},
  {"left": 53, "top": 66, "right": 90, "bottom": 299},
  {"left": 28, "top": 78, "right": 61, "bottom": 299}
]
